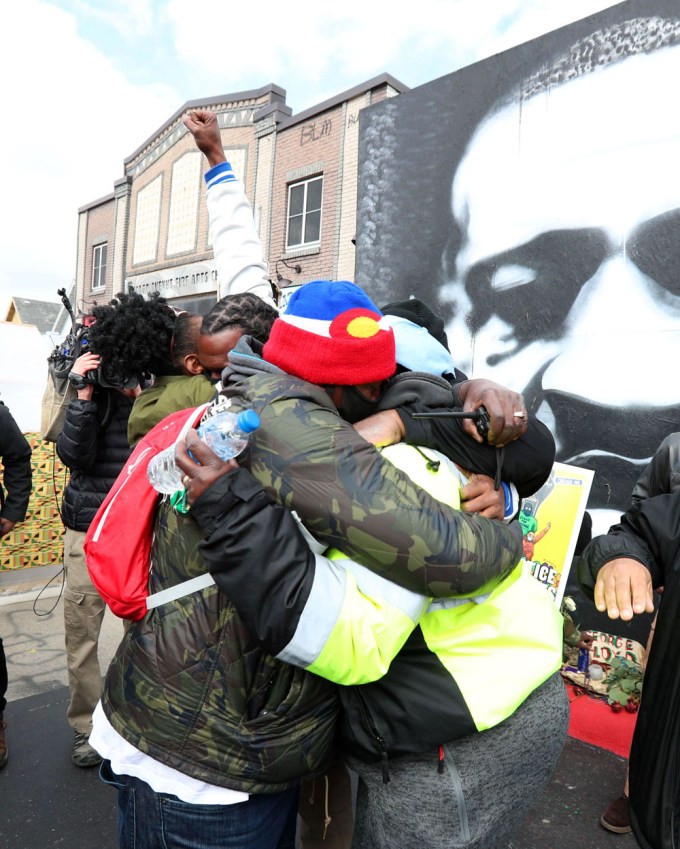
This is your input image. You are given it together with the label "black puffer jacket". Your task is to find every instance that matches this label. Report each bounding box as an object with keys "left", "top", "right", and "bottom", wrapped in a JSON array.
[
  {"left": 56, "top": 391, "right": 133, "bottom": 531},
  {"left": 0, "top": 401, "right": 32, "bottom": 522}
]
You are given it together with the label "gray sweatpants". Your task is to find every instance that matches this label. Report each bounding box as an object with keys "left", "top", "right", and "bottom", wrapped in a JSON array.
[{"left": 346, "top": 672, "right": 569, "bottom": 849}]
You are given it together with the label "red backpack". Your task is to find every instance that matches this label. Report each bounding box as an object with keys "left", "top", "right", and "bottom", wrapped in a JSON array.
[{"left": 84, "top": 404, "right": 209, "bottom": 620}]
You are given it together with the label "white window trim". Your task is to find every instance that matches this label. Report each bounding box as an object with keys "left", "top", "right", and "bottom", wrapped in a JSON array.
[
  {"left": 92, "top": 242, "right": 107, "bottom": 291},
  {"left": 286, "top": 176, "right": 323, "bottom": 250}
]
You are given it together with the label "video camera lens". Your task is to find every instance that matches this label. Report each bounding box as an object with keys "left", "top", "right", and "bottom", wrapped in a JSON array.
[{"left": 96, "top": 363, "right": 139, "bottom": 390}]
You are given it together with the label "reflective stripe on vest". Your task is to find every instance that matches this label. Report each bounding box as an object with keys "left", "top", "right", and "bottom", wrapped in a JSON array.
[
  {"left": 276, "top": 550, "right": 428, "bottom": 684},
  {"left": 277, "top": 445, "right": 461, "bottom": 684}
]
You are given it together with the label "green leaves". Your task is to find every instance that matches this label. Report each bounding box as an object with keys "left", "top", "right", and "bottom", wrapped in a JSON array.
[{"left": 604, "top": 656, "right": 643, "bottom": 707}]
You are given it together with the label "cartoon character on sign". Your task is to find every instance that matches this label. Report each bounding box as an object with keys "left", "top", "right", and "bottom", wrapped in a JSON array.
[
  {"left": 523, "top": 522, "right": 552, "bottom": 560},
  {"left": 518, "top": 502, "right": 538, "bottom": 536}
]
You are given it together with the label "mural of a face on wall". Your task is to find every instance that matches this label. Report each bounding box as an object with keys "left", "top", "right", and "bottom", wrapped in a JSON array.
[
  {"left": 441, "top": 17, "right": 680, "bottom": 532},
  {"left": 356, "top": 6, "right": 680, "bottom": 534}
]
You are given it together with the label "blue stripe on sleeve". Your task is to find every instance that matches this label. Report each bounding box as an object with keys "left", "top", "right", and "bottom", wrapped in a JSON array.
[{"left": 205, "top": 161, "right": 236, "bottom": 188}]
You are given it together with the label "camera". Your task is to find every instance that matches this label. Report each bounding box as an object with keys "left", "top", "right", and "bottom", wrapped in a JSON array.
[
  {"left": 49, "top": 288, "right": 149, "bottom": 393},
  {"left": 55, "top": 323, "right": 139, "bottom": 391},
  {"left": 48, "top": 324, "right": 87, "bottom": 392},
  {"left": 69, "top": 364, "right": 142, "bottom": 391},
  {"left": 84, "top": 365, "right": 140, "bottom": 390}
]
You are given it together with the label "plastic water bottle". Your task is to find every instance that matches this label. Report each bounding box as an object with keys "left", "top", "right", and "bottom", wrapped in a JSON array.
[{"left": 147, "top": 408, "right": 260, "bottom": 494}]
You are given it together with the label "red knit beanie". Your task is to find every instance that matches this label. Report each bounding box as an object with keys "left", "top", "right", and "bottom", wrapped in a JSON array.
[{"left": 263, "top": 280, "right": 396, "bottom": 384}]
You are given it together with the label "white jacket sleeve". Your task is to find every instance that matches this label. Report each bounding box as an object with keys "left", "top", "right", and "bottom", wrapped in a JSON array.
[{"left": 205, "top": 162, "right": 277, "bottom": 308}]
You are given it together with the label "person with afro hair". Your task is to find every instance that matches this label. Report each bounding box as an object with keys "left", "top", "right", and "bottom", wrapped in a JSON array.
[
  {"left": 88, "top": 291, "right": 178, "bottom": 386},
  {"left": 87, "top": 291, "right": 215, "bottom": 446},
  {"left": 119, "top": 290, "right": 278, "bottom": 444},
  {"left": 58, "top": 289, "right": 219, "bottom": 765},
  {"left": 56, "top": 310, "right": 143, "bottom": 768}
]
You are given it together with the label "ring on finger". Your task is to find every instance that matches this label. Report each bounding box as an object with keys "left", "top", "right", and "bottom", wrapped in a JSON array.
[
  {"left": 182, "top": 474, "right": 191, "bottom": 487},
  {"left": 513, "top": 411, "right": 525, "bottom": 418}
]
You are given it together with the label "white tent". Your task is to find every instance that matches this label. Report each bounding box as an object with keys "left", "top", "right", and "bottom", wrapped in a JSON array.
[{"left": 0, "top": 322, "right": 55, "bottom": 433}]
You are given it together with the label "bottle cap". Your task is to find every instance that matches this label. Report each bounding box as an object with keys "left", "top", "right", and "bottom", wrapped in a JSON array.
[{"left": 236, "top": 409, "right": 260, "bottom": 434}]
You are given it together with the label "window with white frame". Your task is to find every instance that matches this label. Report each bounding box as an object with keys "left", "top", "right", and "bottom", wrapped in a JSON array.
[
  {"left": 286, "top": 176, "right": 323, "bottom": 249},
  {"left": 92, "top": 243, "right": 107, "bottom": 290}
]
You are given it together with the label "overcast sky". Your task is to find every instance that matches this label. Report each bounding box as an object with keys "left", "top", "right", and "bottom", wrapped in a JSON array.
[{"left": 0, "top": 0, "right": 617, "bottom": 311}]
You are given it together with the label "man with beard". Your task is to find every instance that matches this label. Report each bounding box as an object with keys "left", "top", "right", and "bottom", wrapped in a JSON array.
[{"left": 439, "top": 14, "right": 680, "bottom": 534}]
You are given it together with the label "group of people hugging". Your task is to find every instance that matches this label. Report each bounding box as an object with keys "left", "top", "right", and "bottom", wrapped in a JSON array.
[{"left": 52, "top": 109, "right": 679, "bottom": 849}]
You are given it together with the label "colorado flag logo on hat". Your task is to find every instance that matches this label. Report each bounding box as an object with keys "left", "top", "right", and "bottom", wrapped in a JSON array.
[{"left": 263, "top": 280, "right": 396, "bottom": 385}]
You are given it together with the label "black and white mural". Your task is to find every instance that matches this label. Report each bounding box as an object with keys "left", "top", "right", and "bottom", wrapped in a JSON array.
[{"left": 356, "top": 0, "right": 680, "bottom": 534}]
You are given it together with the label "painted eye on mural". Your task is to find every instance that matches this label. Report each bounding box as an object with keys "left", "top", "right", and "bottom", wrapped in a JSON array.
[
  {"left": 464, "top": 228, "right": 610, "bottom": 340},
  {"left": 628, "top": 207, "right": 680, "bottom": 296},
  {"left": 489, "top": 264, "right": 537, "bottom": 291}
]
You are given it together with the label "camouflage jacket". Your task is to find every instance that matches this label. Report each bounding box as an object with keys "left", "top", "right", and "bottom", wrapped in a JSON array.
[
  {"left": 101, "top": 490, "right": 339, "bottom": 794},
  {"left": 102, "top": 339, "right": 521, "bottom": 792},
  {"left": 220, "top": 337, "right": 523, "bottom": 598}
]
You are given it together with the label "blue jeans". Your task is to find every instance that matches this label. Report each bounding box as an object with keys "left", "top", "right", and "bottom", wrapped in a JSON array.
[{"left": 100, "top": 760, "right": 299, "bottom": 849}]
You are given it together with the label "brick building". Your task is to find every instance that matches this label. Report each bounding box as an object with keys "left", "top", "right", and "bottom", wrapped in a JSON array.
[{"left": 75, "top": 75, "right": 406, "bottom": 315}]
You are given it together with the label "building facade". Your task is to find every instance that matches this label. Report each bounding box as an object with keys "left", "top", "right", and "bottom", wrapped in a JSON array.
[{"left": 75, "top": 76, "right": 405, "bottom": 316}]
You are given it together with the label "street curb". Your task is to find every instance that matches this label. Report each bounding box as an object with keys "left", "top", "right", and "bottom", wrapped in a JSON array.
[
  {"left": 0, "top": 584, "right": 63, "bottom": 607},
  {"left": 0, "top": 564, "right": 64, "bottom": 606}
]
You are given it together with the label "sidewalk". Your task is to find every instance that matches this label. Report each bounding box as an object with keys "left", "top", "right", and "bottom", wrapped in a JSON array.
[
  {"left": 0, "top": 566, "right": 639, "bottom": 849},
  {"left": 0, "top": 565, "right": 124, "bottom": 849},
  {"left": 0, "top": 564, "right": 124, "bottom": 702}
]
